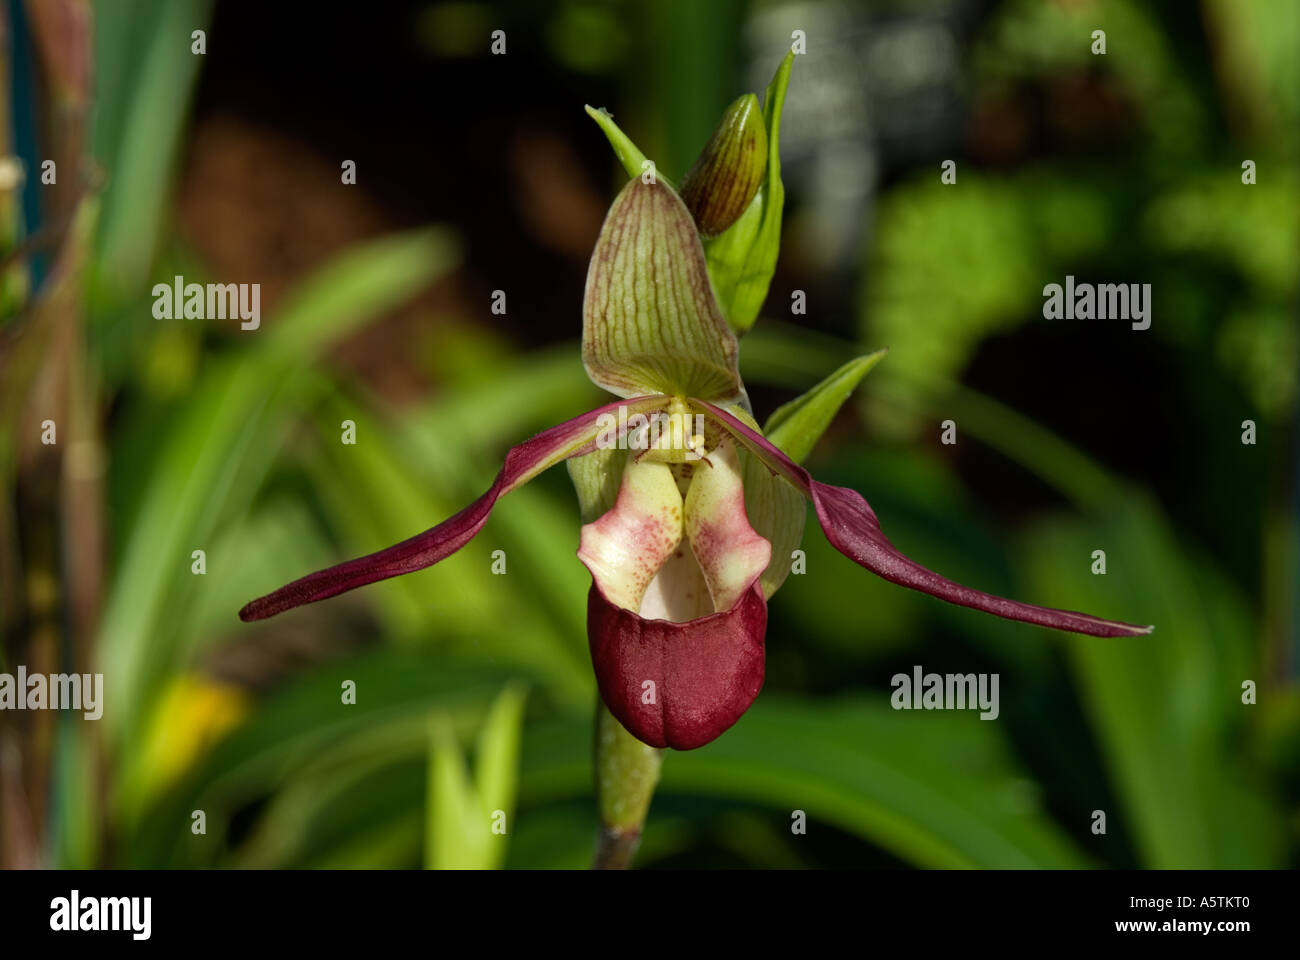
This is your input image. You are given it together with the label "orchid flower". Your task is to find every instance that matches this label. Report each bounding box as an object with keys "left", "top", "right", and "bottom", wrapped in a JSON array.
[{"left": 240, "top": 56, "right": 1150, "bottom": 755}]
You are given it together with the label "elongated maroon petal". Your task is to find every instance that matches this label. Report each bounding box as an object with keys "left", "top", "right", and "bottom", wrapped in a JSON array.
[
  {"left": 240, "top": 395, "right": 671, "bottom": 621},
  {"left": 587, "top": 583, "right": 767, "bottom": 750},
  {"left": 693, "top": 399, "right": 1154, "bottom": 638}
]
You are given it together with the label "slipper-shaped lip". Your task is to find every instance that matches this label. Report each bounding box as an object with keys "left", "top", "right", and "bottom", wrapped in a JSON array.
[{"left": 587, "top": 581, "right": 767, "bottom": 750}]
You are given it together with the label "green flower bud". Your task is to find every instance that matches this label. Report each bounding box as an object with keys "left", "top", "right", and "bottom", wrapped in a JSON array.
[
  {"left": 679, "top": 93, "right": 767, "bottom": 238},
  {"left": 581, "top": 52, "right": 795, "bottom": 337},
  {"left": 702, "top": 52, "right": 794, "bottom": 336}
]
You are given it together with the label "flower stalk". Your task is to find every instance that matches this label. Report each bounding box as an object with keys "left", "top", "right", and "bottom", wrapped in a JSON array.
[{"left": 592, "top": 700, "right": 662, "bottom": 869}]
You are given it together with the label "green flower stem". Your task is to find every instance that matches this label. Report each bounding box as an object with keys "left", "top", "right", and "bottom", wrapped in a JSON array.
[{"left": 592, "top": 698, "right": 663, "bottom": 869}]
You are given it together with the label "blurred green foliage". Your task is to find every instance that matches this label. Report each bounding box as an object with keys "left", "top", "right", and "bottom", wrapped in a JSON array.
[{"left": 869, "top": 0, "right": 1299, "bottom": 430}]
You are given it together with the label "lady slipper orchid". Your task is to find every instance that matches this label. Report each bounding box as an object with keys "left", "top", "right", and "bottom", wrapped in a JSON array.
[{"left": 240, "top": 174, "right": 1151, "bottom": 752}]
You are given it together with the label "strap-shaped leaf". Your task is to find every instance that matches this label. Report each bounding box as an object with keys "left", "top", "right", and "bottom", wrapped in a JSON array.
[
  {"left": 426, "top": 684, "right": 527, "bottom": 870},
  {"left": 764, "top": 350, "right": 889, "bottom": 462},
  {"left": 583, "top": 179, "right": 744, "bottom": 403}
]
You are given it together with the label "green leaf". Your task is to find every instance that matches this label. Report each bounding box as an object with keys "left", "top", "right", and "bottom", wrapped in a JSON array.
[
  {"left": 119, "top": 652, "right": 511, "bottom": 867},
  {"left": 521, "top": 695, "right": 1091, "bottom": 869},
  {"left": 92, "top": 0, "right": 214, "bottom": 312},
  {"left": 98, "top": 229, "right": 458, "bottom": 747},
  {"left": 473, "top": 683, "right": 528, "bottom": 827},
  {"left": 764, "top": 349, "right": 889, "bottom": 463},
  {"left": 427, "top": 684, "right": 527, "bottom": 870},
  {"left": 427, "top": 719, "right": 480, "bottom": 869},
  {"left": 702, "top": 52, "right": 793, "bottom": 335},
  {"left": 304, "top": 392, "right": 593, "bottom": 703},
  {"left": 666, "top": 697, "right": 1090, "bottom": 868},
  {"left": 583, "top": 179, "right": 743, "bottom": 402},
  {"left": 1021, "top": 496, "right": 1284, "bottom": 868},
  {"left": 233, "top": 742, "right": 423, "bottom": 869}
]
